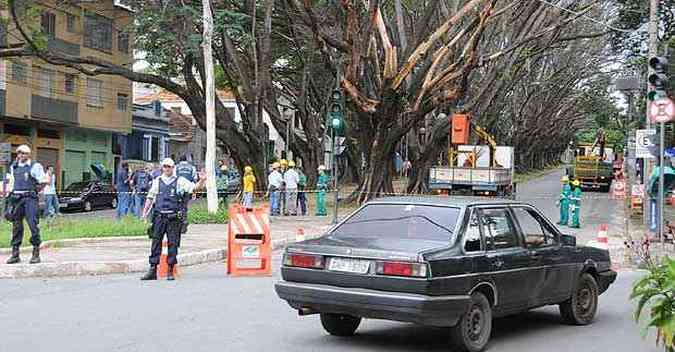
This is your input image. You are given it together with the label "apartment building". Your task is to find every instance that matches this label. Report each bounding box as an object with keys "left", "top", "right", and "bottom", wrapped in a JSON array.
[{"left": 0, "top": 0, "right": 133, "bottom": 189}]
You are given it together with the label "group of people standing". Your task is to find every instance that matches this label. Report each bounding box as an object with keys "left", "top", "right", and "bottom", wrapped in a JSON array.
[
  {"left": 266, "top": 159, "right": 330, "bottom": 217},
  {"left": 557, "top": 175, "right": 583, "bottom": 228}
]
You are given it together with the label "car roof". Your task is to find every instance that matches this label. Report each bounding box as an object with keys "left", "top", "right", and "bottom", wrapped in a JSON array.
[{"left": 367, "top": 196, "right": 522, "bottom": 209}]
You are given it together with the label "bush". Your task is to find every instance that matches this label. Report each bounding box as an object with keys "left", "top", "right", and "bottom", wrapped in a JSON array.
[
  {"left": 631, "top": 256, "right": 675, "bottom": 352},
  {"left": 187, "top": 202, "right": 229, "bottom": 224},
  {"left": 0, "top": 217, "right": 147, "bottom": 248}
]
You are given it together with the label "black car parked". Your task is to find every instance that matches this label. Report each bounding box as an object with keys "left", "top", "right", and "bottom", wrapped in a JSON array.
[
  {"left": 275, "top": 197, "right": 617, "bottom": 352},
  {"left": 58, "top": 164, "right": 117, "bottom": 212}
]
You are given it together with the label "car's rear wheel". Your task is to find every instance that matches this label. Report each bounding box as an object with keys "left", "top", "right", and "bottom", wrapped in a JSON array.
[
  {"left": 320, "top": 313, "right": 361, "bottom": 337},
  {"left": 84, "top": 201, "right": 92, "bottom": 212},
  {"left": 559, "top": 273, "right": 599, "bottom": 325},
  {"left": 450, "top": 292, "right": 492, "bottom": 352}
]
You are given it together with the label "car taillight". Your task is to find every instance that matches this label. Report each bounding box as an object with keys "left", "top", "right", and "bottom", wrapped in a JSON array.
[
  {"left": 376, "top": 261, "right": 428, "bottom": 278},
  {"left": 284, "top": 253, "right": 324, "bottom": 269}
]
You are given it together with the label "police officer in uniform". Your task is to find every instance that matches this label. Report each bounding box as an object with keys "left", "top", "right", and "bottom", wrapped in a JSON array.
[
  {"left": 175, "top": 155, "right": 197, "bottom": 182},
  {"left": 1, "top": 145, "right": 47, "bottom": 264},
  {"left": 140, "top": 158, "right": 206, "bottom": 280}
]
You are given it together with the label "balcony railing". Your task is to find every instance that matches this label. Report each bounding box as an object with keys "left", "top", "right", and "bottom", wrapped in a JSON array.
[
  {"left": 31, "top": 95, "right": 78, "bottom": 124},
  {"left": 47, "top": 38, "right": 80, "bottom": 56}
]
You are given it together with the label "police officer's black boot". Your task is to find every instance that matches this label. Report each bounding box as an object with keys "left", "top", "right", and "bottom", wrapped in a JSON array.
[
  {"left": 29, "top": 246, "right": 41, "bottom": 264},
  {"left": 167, "top": 265, "right": 175, "bottom": 281},
  {"left": 6, "top": 247, "right": 20, "bottom": 264},
  {"left": 140, "top": 265, "right": 158, "bottom": 280}
]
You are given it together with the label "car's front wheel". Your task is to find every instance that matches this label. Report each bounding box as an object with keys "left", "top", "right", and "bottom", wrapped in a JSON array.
[
  {"left": 320, "top": 313, "right": 361, "bottom": 337},
  {"left": 84, "top": 201, "right": 92, "bottom": 212},
  {"left": 559, "top": 273, "right": 599, "bottom": 325},
  {"left": 450, "top": 292, "right": 492, "bottom": 352}
]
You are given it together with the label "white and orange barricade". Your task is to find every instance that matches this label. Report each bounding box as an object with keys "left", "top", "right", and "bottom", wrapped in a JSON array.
[
  {"left": 586, "top": 224, "right": 609, "bottom": 250},
  {"left": 631, "top": 184, "right": 644, "bottom": 216},
  {"left": 227, "top": 204, "right": 272, "bottom": 276}
]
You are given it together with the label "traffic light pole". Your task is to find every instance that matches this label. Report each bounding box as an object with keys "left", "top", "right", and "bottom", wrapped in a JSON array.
[
  {"left": 645, "top": 0, "right": 658, "bottom": 226},
  {"left": 332, "top": 126, "right": 338, "bottom": 224},
  {"left": 659, "top": 123, "right": 665, "bottom": 249}
]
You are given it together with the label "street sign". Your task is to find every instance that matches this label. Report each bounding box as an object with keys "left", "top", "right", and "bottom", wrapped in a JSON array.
[
  {"left": 636, "top": 129, "right": 657, "bottom": 158},
  {"left": 0, "top": 143, "right": 11, "bottom": 165},
  {"left": 649, "top": 98, "right": 675, "bottom": 123}
]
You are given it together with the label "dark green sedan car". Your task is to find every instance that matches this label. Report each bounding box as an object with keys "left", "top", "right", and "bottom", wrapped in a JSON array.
[{"left": 275, "top": 197, "right": 617, "bottom": 352}]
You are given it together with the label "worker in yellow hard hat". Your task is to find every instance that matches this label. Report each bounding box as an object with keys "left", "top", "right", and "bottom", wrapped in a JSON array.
[
  {"left": 570, "top": 179, "right": 582, "bottom": 228},
  {"left": 284, "top": 160, "right": 300, "bottom": 215},
  {"left": 557, "top": 175, "right": 572, "bottom": 226},
  {"left": 242, "top": 165, "right": 256, "bottom": 210},
  {"left": 279, "top": 159, "right": 289, "bottom": 215}
]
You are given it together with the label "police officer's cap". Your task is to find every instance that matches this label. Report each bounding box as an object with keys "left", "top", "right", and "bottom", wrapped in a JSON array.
[
  {"left": 161, "top": 158, "right": 175, "bottom": 167},
  {"left": 16, "top": 145, "right": 31, "bottom": 154}
]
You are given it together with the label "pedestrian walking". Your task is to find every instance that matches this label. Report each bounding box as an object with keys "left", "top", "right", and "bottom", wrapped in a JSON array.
[
  {"left": 216, "top": 164, "right": 229, "bottom": 206},
  {"left": 297, "top": 166, "right": 307, "bottom": 216},
  {"left": 279, "top": 159, "right": 288, "bottom": 215},
  {"left": 2, "top": 145, "right": 48, "bottom": 264},
  {"left": 315, "top": 165, "right": 329, "bottom": 216},
  {"left": 570, "top": 179, "right": 582, "bottom": 228},
  {"left": 284, "top": 161, "right": 300, "bottom": 216},
  {"left": 43, "top": 165, "right": 59, "bottom": 218},
  {"left": 242, "top": 166, "right": 256, "bottom": 210},
  {"left": 402, "top": 159, "right": 412, "bottom": 178},
  {"left": 557, "top": 176, "right": 571, "bottom": 226},
  {"left": 116, "top": 162, "right": 132, "bottom": 218},
  {"left": 140, "top": 158, "right": 206, "bottom": 281},
  {"left": 267, "top": 162, "right": 282, "bottom": 216},
  {"left": 131, "top": 163, "right": 153, "bottom": 218}
]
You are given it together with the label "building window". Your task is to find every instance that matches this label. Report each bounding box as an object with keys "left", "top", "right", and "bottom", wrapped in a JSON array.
[
  {"left": 83, "top": 12, "right": 113, "bottom": 52},
  {"left": 41, "top": 12, "right": 56, "bottom": 39},
  {"left": 86, "top": 78, "right": 103, "bottom": 107},
  {"left": 11, "top": 61, "right": 26, "bottom": 83},
  {"left": 65, "top": 73, "right": 76, "bottom": 94},
  {"left": 117, "top": 32, "right": 129, "bottom": 54},
  {"left": 151, "top": 136, "right": 160, "bottom": 161},
  {"left": 38, "top": 68, "right": 55, "bottom": 97},
  {"left": 117, "top": 93, "right": 128, "bottom": 111},
  {"left": 67, "top": 14, "right": 77, "bottom": 33},
  {"left": 142, "top": 135, "right": 161, "bottom": 162}
]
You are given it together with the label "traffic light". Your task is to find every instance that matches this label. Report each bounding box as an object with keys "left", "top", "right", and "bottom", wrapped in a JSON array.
[
  {"left": 329, "top": 89, "right": 345, "bottom": 135},
  {"left": 648, "top": 56, "right": 669, "bottom": 101}
]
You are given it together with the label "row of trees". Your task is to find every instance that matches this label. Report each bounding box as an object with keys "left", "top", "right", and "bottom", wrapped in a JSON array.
[{"left": 0, "top": 0, "right": 620, "bottom": 201}]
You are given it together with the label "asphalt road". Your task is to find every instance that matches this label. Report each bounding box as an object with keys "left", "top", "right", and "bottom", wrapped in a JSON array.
[
  {"left": 0, "top": 256, "right": 657, "bottom": 352},
  {"left": 0, "top": 169, "right": 652, "bottom": 352}
]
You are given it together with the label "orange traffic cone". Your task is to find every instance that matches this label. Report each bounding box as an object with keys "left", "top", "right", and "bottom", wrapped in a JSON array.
[
  {"left": 296, "top": 228, "right": 306, "bottom": 242},
  {"left": 586, "top": 224, "right": 609, "bottom": 250},
  {"left": 158, "top": 240, "right": 179, "bottom": 279}
]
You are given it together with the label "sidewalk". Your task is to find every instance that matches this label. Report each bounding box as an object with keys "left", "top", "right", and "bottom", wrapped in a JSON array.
[{"left": 0, "top": 216, "right": 334, "bottom": 279}]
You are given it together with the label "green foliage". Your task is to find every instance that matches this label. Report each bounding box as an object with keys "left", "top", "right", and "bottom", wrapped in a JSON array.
[
  {"left": 0, "top": 217, "right": 147, "bottom": 247},
  {"left": 631, "top": 257, "right": 675, "bottom": 351},
  {"left": 187, "top": 202, "right": 229, "bottom": 224}
]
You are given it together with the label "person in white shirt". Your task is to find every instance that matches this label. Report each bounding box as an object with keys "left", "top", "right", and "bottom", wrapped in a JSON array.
[
  {"left": 284, "top": 161, "right": 300, "bottom": 216},
  {"left": 139, "top": 158, "right": 206, "bottom": 281},
  {"left": 1, "top": 145, "right": 48, "bottom": 264},
  {"left": 267, "top": 162, "right": 283, "bottom": 216},
  {"left": 43, "top": 165, "right": 59, "bottom": 218}
]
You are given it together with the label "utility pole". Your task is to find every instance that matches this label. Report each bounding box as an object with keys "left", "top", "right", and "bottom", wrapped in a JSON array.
[
  {"left": 202, "top": 0, "right": 218, "bottom": 214},
  {"left": 644, "top": 0, "right": 659, "bottom": 225}
]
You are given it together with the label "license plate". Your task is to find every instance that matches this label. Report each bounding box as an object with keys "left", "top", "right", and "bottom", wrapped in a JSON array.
[
  {"left": 59, "top": 203, "right": 67, "bottom": 208},
  {"left": 328, "top": 257, "right": 371, "bottom": 274}
]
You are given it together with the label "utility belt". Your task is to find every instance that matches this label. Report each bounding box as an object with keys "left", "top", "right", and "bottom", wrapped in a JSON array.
[
  {"left": 153, "top": 209, "right": 185, "bottom": 221},
  {"left": 147, "top": 208, "right": 189, "bottom": 239}
]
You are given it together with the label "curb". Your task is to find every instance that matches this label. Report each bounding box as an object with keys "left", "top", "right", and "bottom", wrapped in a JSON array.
[
  {"left": 0, "top": 235, "right": 316, "bottom": 279},
  {"left": 0, "top": 236, "right": 147, "bottom": 255}
]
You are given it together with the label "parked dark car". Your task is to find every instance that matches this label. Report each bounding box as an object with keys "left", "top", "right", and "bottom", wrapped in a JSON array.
[
  {"left": 58, "top": 164, "right": 117, "bottom": 212},
  {"left": 275, "top": 197, "right": 617, "bottom": 352}
]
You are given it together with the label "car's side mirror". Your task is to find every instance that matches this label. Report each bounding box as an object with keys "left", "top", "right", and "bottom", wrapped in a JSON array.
[{"left": 560, "top": 234, "right": 576, "bottom": 247}]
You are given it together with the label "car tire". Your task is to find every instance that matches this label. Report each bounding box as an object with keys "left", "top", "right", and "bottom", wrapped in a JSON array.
[
  {"left": 84, "top": 201, "right": 92, "bottom": 212},
  {"left": 320, "top": 313, "right": 361, "bottom": 337},
  {"left": 450, "top": 292, "right": 492, "bottom": 352},
  {"left": 111, "top": 198, "right": 118, "bottom": 209},
  {"left": 559, "top": 273, "right": 599, "bottom": 325}
]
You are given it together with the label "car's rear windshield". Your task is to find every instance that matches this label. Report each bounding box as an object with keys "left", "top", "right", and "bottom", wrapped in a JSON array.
[
  {"left": 330, "top": 204, "right": 460, "bottom": 241},
  {"left": 64, "top": 182, "right": 89, "bottom": 192}
]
